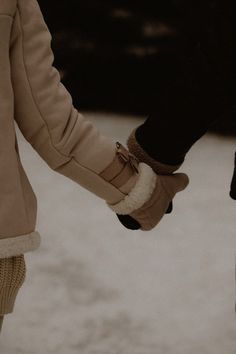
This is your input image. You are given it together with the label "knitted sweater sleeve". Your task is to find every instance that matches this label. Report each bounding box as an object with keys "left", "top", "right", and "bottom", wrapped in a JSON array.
[{"left": 0, "top": 255, "right": 26, "bottom": 315}]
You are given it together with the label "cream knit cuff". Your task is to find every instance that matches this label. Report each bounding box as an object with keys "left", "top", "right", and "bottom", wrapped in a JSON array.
[{"left": 0, "top": 255, "right": 26, "bottom": 315}]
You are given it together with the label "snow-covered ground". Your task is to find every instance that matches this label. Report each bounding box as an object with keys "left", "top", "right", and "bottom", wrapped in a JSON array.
[{"left": 0, "top": 113, "right": 235, "bottom": 354}]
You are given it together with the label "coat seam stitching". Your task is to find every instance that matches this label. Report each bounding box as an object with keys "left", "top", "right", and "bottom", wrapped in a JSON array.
[
  {"left": 17, "top": 5, "right": 71, "bottom": 162},
  {"left": 16, "top": 5, "right": 126, "bottom": 199}
]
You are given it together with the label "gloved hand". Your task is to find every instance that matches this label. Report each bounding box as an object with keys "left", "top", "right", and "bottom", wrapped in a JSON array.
[
  {"left": 114, "top": 170, "right": 189, "bottom": 231},
  {"left": 116, "top": 129, "right": 188, "bottom": 230},
  {"left": 100, "top": 142, "right": 189, "bottom": 231}
]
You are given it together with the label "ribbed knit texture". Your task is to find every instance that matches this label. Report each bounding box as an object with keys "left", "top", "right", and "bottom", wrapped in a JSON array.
[
  {"left": 109, "top": 163, "right": 157, "bottom": 215},
  {"left": 0, "top": 255, "right": 26, "bottom": 315}
]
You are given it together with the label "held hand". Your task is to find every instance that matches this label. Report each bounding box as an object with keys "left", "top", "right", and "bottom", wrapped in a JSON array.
[
  {"left": 116, "top": 172, "right": 189, "bottom": 231},
  {"left": 99, "top": 143, "right": 189, "bottom": 231},
  {"left": 115, "top": 129, "right": 188, "bottom": 230}
]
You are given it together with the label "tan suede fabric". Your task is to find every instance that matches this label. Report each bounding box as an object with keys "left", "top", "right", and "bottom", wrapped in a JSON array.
[
  {"left": 10, "top": 0, "right": 128, "bottom": 206},
  {"left": 130, "top": 173, "right": 189, "bottom": 230},
  {"left": 0, "top": 7, "right": 36, "bottom": 243},
  {"left": 0, "top": 4, "right": 40, "bottom": 252},
  {"left": 126, "top": 130, "right": 189, "bottom": 230},
  {"left": 0, "top": 255, "right": 26, "bottom": 315},
  {"left": 0, "top": 0, "right": 143, "bottom": 258},
  {"left": 0, "top": 0, "right": 17, "bottom": 16},
  {"left": 0, "top": 7, "right": 34, "bottom": 316}
]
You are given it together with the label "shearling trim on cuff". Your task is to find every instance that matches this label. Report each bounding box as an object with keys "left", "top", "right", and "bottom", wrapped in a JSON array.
[
  {"left": 0, "top": 231, "right": 41, "bottom": 258},
  {"left": 108, "top": 163, "right": 156, "bottom": 215}
]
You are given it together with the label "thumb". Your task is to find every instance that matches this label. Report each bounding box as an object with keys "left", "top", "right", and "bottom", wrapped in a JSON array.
[{"left": 161, "top": 173, "right": 189, "bottom": 195}]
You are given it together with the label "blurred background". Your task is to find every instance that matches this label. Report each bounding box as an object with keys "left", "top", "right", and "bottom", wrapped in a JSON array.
[
  {"left": 1, "top": 1, "right": 235, "bottom": 353},
  {"left": 36, "top": 0, "right": 236, "bottom": 135}
]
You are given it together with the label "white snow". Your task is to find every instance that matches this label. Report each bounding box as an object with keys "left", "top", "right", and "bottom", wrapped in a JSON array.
[{"left": 0, "top": 113, "right": 235, "bottom": 354}]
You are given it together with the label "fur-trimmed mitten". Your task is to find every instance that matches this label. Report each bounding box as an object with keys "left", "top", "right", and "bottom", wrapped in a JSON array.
[
  {"left": 102, "top": 143, "right": 189, "bottom": 230},
  {"left": 117, "top": 128, "right": 187, "bottom": 229}
]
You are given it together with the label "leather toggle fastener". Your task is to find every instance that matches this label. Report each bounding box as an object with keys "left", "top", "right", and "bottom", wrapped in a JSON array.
[{"left": 116, "top": 142, "right": 139, "bottom": 174}]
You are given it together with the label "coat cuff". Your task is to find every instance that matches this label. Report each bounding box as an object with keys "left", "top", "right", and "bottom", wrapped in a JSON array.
[
  {"left": 108, "top": 163, "right": 156, "bottom": 215},
  {"left": 0, "top": 231, "right": 41, "bottom": 258}
]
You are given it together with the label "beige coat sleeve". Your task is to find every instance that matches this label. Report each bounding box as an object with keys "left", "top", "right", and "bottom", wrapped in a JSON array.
[
  {"left": 10, "top": 0, "right": 136, "bottom": 205},
  {"left": 10, "top": 0, "right": 189, "bottom": 230}
]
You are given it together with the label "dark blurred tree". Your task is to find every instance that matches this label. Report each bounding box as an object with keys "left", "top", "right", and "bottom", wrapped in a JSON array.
[{"left": 38, "top": 0, "right": 236, "bottom": 134}]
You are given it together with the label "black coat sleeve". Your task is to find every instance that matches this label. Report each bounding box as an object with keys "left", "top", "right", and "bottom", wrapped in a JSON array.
[{"left": 135, "top": 0, "right": 234, "bottom": 165}]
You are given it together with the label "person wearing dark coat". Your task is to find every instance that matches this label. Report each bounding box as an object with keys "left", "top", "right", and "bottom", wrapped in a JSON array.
[{"left": 118, "top": 0, "right": 236, "bottom": 229}]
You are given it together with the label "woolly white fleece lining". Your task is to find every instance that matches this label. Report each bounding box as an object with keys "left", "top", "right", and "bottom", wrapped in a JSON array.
[
  {"left": 109, "top": 163, "right": 157, "bottom": 215},
  {"left": 0, "top": 231, "right": 41, "bottom": 258}
]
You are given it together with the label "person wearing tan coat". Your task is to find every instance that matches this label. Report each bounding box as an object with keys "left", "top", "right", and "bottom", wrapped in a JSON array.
[{"left": 0, "top": 0, "right": 189, "bottom": 330}]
